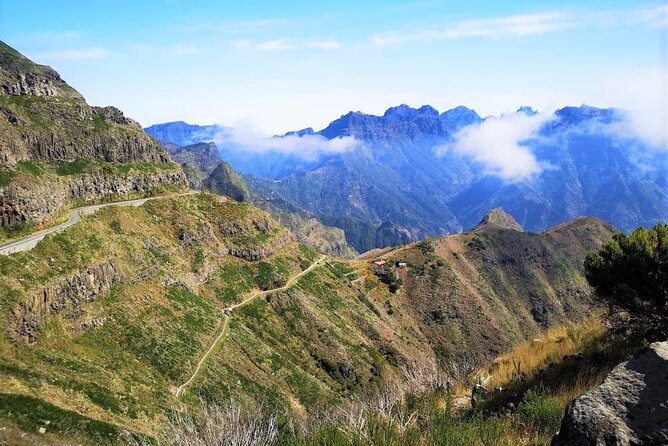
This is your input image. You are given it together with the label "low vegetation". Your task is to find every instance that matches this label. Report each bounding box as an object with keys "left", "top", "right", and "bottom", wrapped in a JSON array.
[
  {"left": 585, "top": 223, "right": 667, "bottom": 334},
  {"left": 136, "top": 316, "right": 647, "bottom": 446}
]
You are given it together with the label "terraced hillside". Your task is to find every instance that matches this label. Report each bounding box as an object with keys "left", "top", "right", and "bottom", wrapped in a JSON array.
[{"left": 0, "top": 197, "right": 613, "bottom": 444}]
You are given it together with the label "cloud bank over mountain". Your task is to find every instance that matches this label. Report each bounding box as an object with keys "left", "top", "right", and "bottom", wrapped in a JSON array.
[
  {"left": 214, "top": 123, "right": 362, "bottom": 161},
  {"left": 437, "top": 112, "right": 553, "bottom": 180}
]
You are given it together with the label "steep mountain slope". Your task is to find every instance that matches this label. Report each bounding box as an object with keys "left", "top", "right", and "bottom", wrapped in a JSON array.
[
  {"left": 156, "top": 139, "right": 359, "bottom": 257},
  {"left": 0, "top": 42, "right": 187, "bottom": 235},
  {"left": 148, "top": 104, "right": 666, "bottom": 251},
  {"left": 0, "top": 200, "right": 612, "bottom": 443},
  {"left": 256, "top": 196, "right": 358, "bottom": 259},
  {"left": 203, "top": 161, "right": 251, "bottom": 202}
]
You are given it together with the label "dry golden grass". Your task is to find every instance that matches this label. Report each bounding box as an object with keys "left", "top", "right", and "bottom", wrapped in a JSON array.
[{"left": 480, "top": 318, "right": 607, "bottom": 392}]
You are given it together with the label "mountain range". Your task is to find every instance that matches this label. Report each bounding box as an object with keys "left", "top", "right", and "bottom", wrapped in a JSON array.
[
  {"left": 146, "top": 104, "right": 667, "bottom": 252},
  {"left": 0, "top": 38, "right": 661, "bottom": 445}
]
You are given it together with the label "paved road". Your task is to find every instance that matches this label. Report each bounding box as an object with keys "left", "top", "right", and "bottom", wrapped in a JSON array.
[
  {"left": 0, "top": 191, "right": 199, "bottom": 255},
  {"left": 175, "top": 254, "right": 327, "bottom": 398}
]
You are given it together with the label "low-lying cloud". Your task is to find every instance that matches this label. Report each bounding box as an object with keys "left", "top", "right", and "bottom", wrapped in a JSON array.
[
  {"left": 437, "top": 112, "right": 552, "bottom": 180},
  {"left": 607, "top": 67, "right": 668, "bottom": 150},
  {"left": 215, "top": 124, "right": 361, "bottom": 161}
]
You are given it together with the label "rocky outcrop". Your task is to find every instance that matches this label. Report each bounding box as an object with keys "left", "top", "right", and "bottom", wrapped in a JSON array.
[
  {"left": 0, "top": 169, "right": 187, "bottom": 226},
  {"left": 0, "top": 41, "right": 186, "bottom": 225},
  {"left": 0, "top": 71, "right": 60, "bottom": 97},
  {"left": 552, "top": 341, "right": 668, "bottom": 446},
  {"left": 10, "top": 260, "right": 119, "bottom": 343},
  {"left": 273, "top": 213, "right": 357, "bottom": 259}
]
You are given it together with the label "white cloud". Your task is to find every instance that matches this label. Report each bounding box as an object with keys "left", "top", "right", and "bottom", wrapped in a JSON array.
[
  {"left": 33, "top": 47, "right": 109, "bottom": 60},
  {"left": 18, "top": 31, "right": 80, "bottom": 43},
  {"left": 600, "top": 67, "right": 668, "bottom": 150},
  {"left": 307, "top": 40, "right": 342, "bottom": 50},
  {"left": 256, "top": 40, "right": 295, "bottom": 52},
  {"left": 372, "top": 12, "right": 577, "bottom": 45},
  {"left": 631, "top": 4, "right": 668, "bottom": 28},
  {"left": 437, "top": 112, "right": 552, "bottom": 180},
  {"left": 215, "top": 123, "right": 361, "bottom": 161},
  {"left": 233, "top": 39, "right": 296, "bottom": 52},
  {"left": 127, "top": 43, "right": 201, "bottom": 56}
]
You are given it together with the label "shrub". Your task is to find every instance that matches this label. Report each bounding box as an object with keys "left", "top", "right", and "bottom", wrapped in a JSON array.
[
  {"left": 585, "top": 224, "right": 667, "bottom": 329},
  {"left": 517, "top": 389, "right": 563, "bottom": 435}
]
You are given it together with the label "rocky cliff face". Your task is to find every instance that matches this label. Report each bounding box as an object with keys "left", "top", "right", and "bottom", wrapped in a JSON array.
[
  {"left": 165, "top": 142, "right": 221, "bottom": 176},
  {"left": 0, "top": 168, "right": 187, "bottom": 227},
  {"left": 552, "top": 341, "right": 668, "bottom": 446},
  {"left": 9, "top": 260, "right": 118, "bottom": 343},
  {"left": 215, "top": 208, "right": 294, "bottom": 260},
  {"left": 0, "top": 42, "right": 169, "bottom": 167},
  {"left": 0, "top": 41, "right": 187, "bottom": 227}
]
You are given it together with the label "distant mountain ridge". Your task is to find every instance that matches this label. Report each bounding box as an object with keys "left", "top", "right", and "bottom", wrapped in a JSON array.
[{"left": 147, "top": 103, "right": 667, "bottom": 252}]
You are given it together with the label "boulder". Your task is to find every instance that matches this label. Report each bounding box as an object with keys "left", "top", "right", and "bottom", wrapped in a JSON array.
[{"left": 552, "top": 341, "right": 668, "bottom": 446}]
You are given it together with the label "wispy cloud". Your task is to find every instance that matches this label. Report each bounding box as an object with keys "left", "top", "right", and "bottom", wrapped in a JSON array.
[
  {"left": 436, "top": 112, "right": 553, "bottom": 180},
  {"left": 233, "top": 39, "right": 295, "bottom": 52},
  {"left": 372, "top": 12, "right": 580, "bottom": 45},
  {"left": 307, "top": 40, "right": 342, "bottom": 50},
  {"left": 127, "top": 43, "right": 201, "bottom": 56},
  {"left": 216, "top": 123, "right": 361, "bottom": 161},
  {"left": 33, "top": 47, "right": 109, "bottom": 60},
  {"left": 17, "top": 31, "right": 81, "bottom": 43},
  {"left": 631, "top": 4, "right": 668, "bottom": 28},
  {"left": 233, "top": 39, "right": 341, "bottom": 52},
  {"left": 601, "top": 67, "right": 668, "bottom": 150},
  {"left": 256, "top": 40, "right": 295, "bottom": 52},
  {"left": 187, "top": 19, "right": 290, "bottom": 34}
]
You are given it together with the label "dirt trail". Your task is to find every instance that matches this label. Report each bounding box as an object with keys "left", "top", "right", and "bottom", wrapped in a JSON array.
[{"left": 175, "top": 254, "right": 327, "bottom": 398}]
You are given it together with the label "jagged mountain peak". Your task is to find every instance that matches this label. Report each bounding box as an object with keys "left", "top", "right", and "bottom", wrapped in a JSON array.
[
  {"left": 516, "top": 106, "right": 537, "bottom": 116},
  {"left": 474, "top": 207, "right": 523, "bottom": 232},
  {"left": 284, "top": 127, "right": 315, "bottom": 137},
  {"left": 384, "top": 104, "right": 440, "bottom": 119},
  {"left": 440, "top": 105, "right": 483, "bottom": 130},
  {"left": 554, "top": 104, "right": 620, "bottom": 124}
]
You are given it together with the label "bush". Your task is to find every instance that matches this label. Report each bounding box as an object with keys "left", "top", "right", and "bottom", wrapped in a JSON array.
[
  {"left": 518, "top": 389, "right": 563, "bottom": 435},
  {"left": 585, "top": 224, "right": 667, "bottom": 328}
]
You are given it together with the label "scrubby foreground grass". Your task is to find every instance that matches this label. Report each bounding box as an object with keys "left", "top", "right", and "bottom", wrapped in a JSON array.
[{"left": 132, "top": 316, "right": 648, "bottom": 446}]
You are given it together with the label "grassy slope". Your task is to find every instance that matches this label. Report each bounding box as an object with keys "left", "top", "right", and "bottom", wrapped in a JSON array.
[{"left": 0, "top": 196, "right": 614, "bottom": 444}]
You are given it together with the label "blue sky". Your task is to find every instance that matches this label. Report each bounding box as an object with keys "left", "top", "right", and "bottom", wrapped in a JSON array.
[{"left": 1, "top": 0, "right": 666, "bottom": 135}]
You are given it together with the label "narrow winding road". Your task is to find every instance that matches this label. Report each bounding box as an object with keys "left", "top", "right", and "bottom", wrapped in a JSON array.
[
  {"left": 175, "top": 254, "right": 327, "bottom": 398},
  {"left": 0, "top": 192, "right": 198, "bottom": 255}
]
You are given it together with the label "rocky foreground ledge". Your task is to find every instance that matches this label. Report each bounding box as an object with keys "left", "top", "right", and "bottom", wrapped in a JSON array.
[{"left": 552, "top": 341, "right": 668, "bottom": 446}]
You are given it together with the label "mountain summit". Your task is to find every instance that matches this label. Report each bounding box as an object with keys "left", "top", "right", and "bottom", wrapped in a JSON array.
[
  {"left": 0, "top": 41, "right": 186, "bottom": 231},
  {"left": 474, "top": 207, "right": 523, "bottom": 232}
]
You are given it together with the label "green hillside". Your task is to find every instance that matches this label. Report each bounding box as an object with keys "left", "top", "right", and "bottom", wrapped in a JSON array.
[{"left": 0, "top": 193, "right": 613, "bottom": 444}]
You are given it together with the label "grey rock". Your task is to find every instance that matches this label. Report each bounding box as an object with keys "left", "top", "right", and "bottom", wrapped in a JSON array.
[
  {"left": 0, "top": 169, "right": 187, "bottom": 227},
  {"left": 9, "top": 260, "right": 118, "bottom": 343},
  {"left": 552, "top": 341, "right": 668, "bottom": 446}
]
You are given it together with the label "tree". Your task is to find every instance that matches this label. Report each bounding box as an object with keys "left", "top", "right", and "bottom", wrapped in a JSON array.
[{"left": 584, "top": 224, "right": 667, "bottom": 326}]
